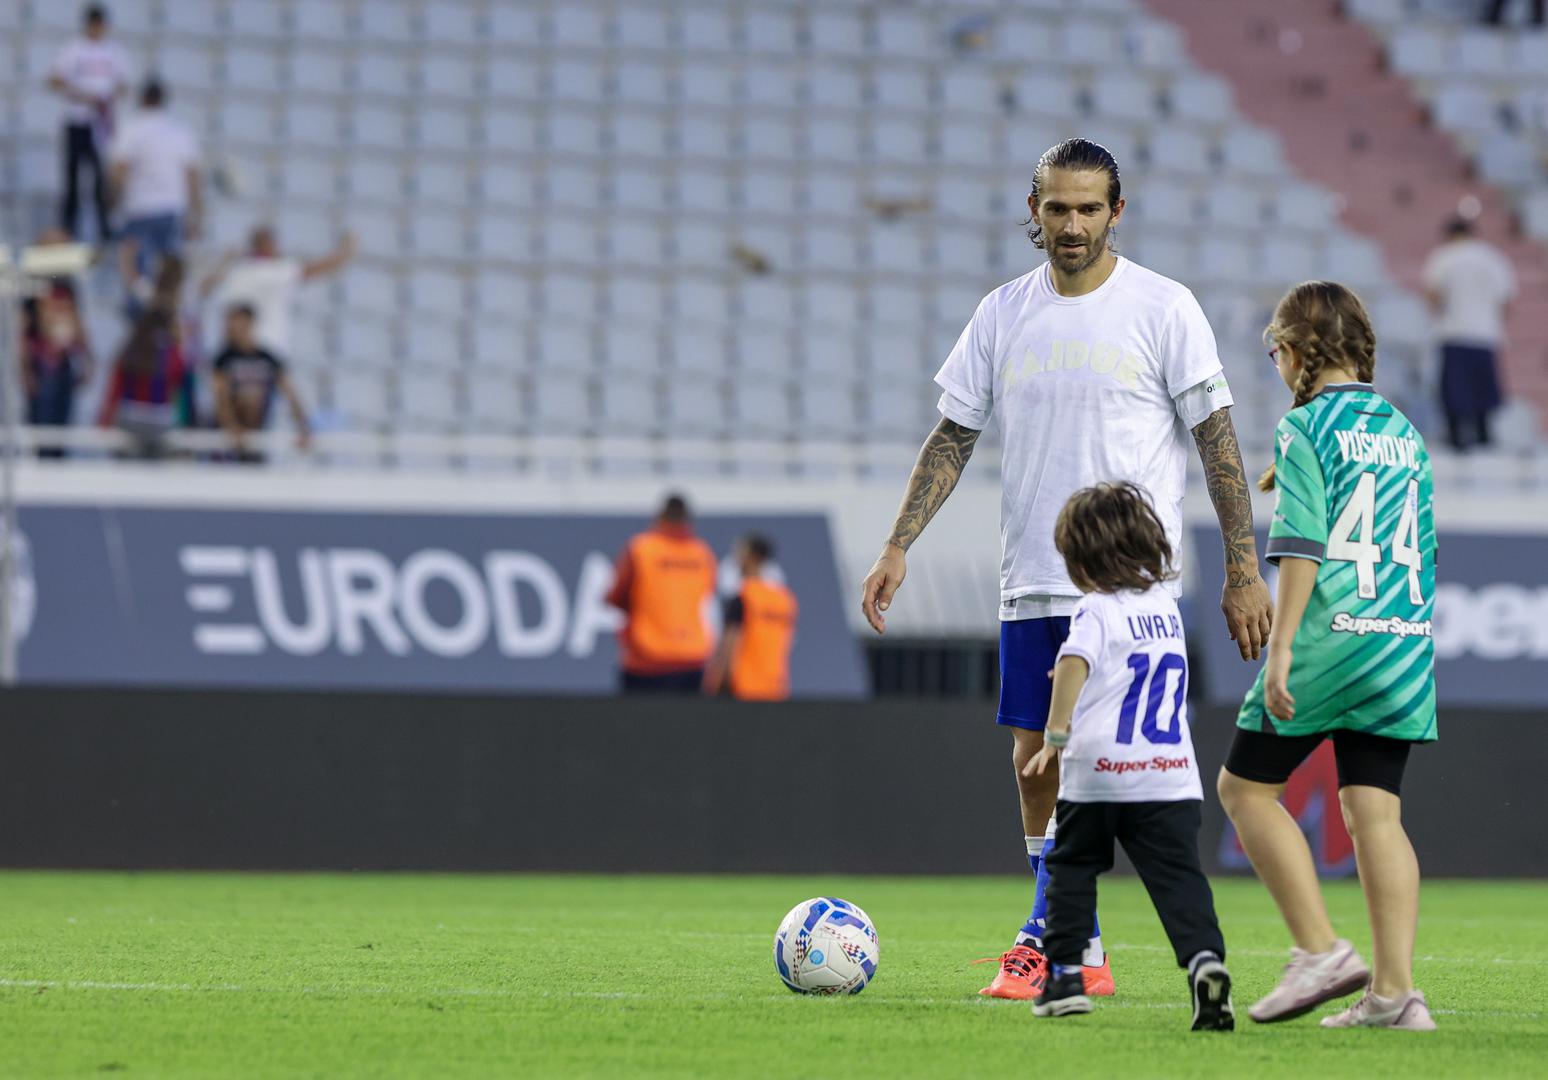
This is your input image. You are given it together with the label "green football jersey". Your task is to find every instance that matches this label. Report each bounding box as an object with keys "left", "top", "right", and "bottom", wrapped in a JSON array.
[{"left": 1238, "top": 383, "right": 1437, "bottom": 741}]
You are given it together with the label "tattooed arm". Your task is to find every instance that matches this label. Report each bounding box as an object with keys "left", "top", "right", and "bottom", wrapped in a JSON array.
[
  {"left": 859, "top": 418, "right": 982, "bottom": 633},
  {"left": 1192, "top": 407, "right": 1274, "bottom": 660}
]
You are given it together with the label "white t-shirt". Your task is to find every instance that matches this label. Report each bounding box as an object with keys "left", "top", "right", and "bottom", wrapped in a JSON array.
[
  {"left": 51, "top": 38, "right": 131, "bottom": 125},
  {"left": 935, "top": 257, "right": 1232, "bottom": 610},
  {"left": 1056, "top": 587, "right": 1202, "bottom": 803},
  {"left": 109, "top": 110, "right": 200, "bottom": 218},
  {"left": 1421, "top": 238, "right": 1516, "bottom": 346},
  {"left": 217, "top": 258, "right": 306, "bottom": 356}
]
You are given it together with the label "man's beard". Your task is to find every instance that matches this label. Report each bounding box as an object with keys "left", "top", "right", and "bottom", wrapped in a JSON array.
[{"left": 1049, "top": 225, "right": 1111, "bottom": 274}]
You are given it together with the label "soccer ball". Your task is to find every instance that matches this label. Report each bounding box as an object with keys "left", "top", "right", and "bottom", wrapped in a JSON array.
[{"left": 772, "top": 897, "right": 879, "bottom": 995}]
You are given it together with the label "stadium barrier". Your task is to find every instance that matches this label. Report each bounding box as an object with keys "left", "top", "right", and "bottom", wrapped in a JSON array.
[{"left": 0, "top": 688, "right": 1538, "bottom": 877}]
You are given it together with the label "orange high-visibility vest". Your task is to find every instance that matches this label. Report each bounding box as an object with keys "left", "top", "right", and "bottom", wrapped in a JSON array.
[
  {"left": 621, "top": 531, "right": 716, "bottom": 670},
  {"left": 730, "top": 577, "right": 798, "bottom": 701}
]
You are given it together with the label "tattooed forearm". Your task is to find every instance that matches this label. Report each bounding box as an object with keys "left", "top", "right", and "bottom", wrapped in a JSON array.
[
  {"left": 1192, "top": 407, "right": 1260, "bottom": 585},
  {"left": 886, "top": 418, "right": 982, "bottom": 551}
]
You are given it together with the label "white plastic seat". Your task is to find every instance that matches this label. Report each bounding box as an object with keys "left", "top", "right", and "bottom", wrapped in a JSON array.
[
  {"left": 744, "top": 8, "right": 799, "bottom": 54},
  {"left": 284, "top": 100, "right": 342, "bottom": 147},
  {"left": 1092, "top": 76, "right": 1159, "bottom": 122},
  {"left": 738, "top": 280, "right": 795, "bottom": 325},
  {"left": 1256, "top": 235, "right": 1318, "bottom": 285},
  {"left": 872, "top": 68, "right": 932, "bottom": 112},
  {"left": 804, "top": 170, "right": 860, "bottom": 215},
  {"left": 471, "top": 321, "right": 531, "bottom": 371},
  {"left": 425, "top": 4, "right": 480, "bottom": 46},
  {"left": 551, "top": 59, "right": 607, "bottom": 105},
  {"left": 669, "top": 220, "right": 727, "bottom": 266},
  {"left": 538, "top": 217, "right": 601, "bottom": 266},
  {"left": 673, "top": 278, "right": 730, "bottom": 324},
  {"left": 806, "top": 116, "right": 863, "bottom": 162},
  {"left": 607, "top": 276, "right": 665, "bottom": 321},
  {"left": 531, "top": 373, "right": 592, "bottom": 432},
  {"left": 809, "top": 9, "right": 865, "bottom": 55},
  {"left": 1195, "top": 237, "right": 1253, "bottom": 283},
  {"left": 543, "top": 107, "right": 604, "bottom": 156},
  {"left": 732, "top": 327, "right": 792, "bottom": 374},
  {"left": 797, "top": 382, "right": 859, "bottom": 428},
  {"left": 542, "top": 163, "right": 605, "bottom": 210},
  {"left": 487, "top": 58, "right": 541, "bottom": 100},
  {"left": 663, "top": 380, "right": 726, "bottom": 435},
  {"left": 350, "top": 104, "right": 408, "bottom": 150},
  {"left": 281, "top": 155, "right": 337, "bottom": 201},
  {"left": 867, "top": 224, "right": 929, "bottom": 273},
  {"left": 614, "top": 61, "right": 671, "bottom": 106},
  {"left": 1219, "top": 127, "right": 1283, "bottom": 176},
  {"left": 678, "top": 4, "right": 736, "bottom": 52},
  {"left": 797, "top": 327, "right": 859, "bottom": 377},
  {"left": 1272, "top": 185, "right": 1337, "bottom": 230},
  {"left": 807, "top": 65, "right": 864, "bottom": 110},
  {"left": 482, "top": 108, "right": 539, "bottom": 153},
  {"left": 471, "top": 214, "right": 530, "bottom": 261},
  {"left": 677, "top": 62, "right": 736, "bottom": 107},
  {"left": 939, "top": 120, "right": 997, "bottom": 166},
  {"left": 617, "top": 3, "right": 672, "bottom": 50},
  {"left": 675, "top": 169, "right": 732, "bottom": 215},
  {"left": 802, "top": 226, "right": 861, "bottom": 272},
  {"left": 466, "top": 371, "right": 526, "bottom": 432},
  {"left": 422, "top": 53, "right": 477, "bottom": 99},
  {"left": 488, "top": 3, "right": 540, "bottom": 46},
  {"left": 728, "top": 377, "right": 793, "bottom": 436},
  {"left": 406, "top": 209, "right": 466, "bottom": 260},
  {"left": 803, "top": 281, "right": 860, "bottom": 326},
  {"left": 667, "top": 328, "right": 728, "bottom": 375},
  {"left": 472, "top": 271, "right": 533, "bottom": 319},
  {"left": 598, "top": 374, "right": 662, "bottom": 434},
  {"left": 222, "top": 45, "right": 283, "bottom": 93},
  {"left": 875, "top": 9, "right": 935, "bottom": 59},
  {"left": 411, "top": 161, "right": 469, "bottom": 205},
  {"left": 1322, "top": 236, "right": 1386, "bottom": 287},
  {"left": 609, "top": 163, "right": 668, "bottom": 212},
  {"left": 408, "top": 270, "right": 466, "bottom": 319},
  {"left": 1433, "top": 85, "right": 1499, "bottom": 133},
  {"left": 397, "top": 372, "right": 461, "bottom": 431},
  {"left": 1126, "top": 18, "right": 1186, "bottom": 69},
  {"left": 341, "top": 267, "right": 400, "bottom": 315},
  {"left": 1167, "top": 73, "right": 1234, "bottom": 123},
  {"left": 871, "top": 117, "right": 929, "bottom": 164},
  {"left": 1457, "top": 29, "right": 1511, "bottom": 75},
  {"left": 864, "top": 329, "right": 927, "bottom": 377},
  {"left": 737, "top": 170, "right": 796, "bottom": 214},
  {"left": 867, "top": 282, "right": 927, "bottom": 328},
  {"left": 359, "top": 0, "right": 417, "bottom": 44},
  {"left": 678, "top": 113, "right": 734, "bottom": 159},
  {"left": 1389, "top": 26, "right": 1451, "bottom": 78},
  {"left": 741, "top": 115, "right": 798, "bottom": 162},
  {"left": 158, "top": 43, "right": 217, "bottom": 92},
  {"left": 608, "top": 221, "right": 664, "bottom": 266},
  {"left": 416, "top": 106, "right": 475, "bottom": 153},
  {"left": 477, "top": 163, "right": 536, "bottom": 209},
  {"left": 741, "top": 62, "right": 799, "bottom": 109},
  {"left": 551, "top": 5, "right": 607, "bottom": 48},
  {"left": 935, "top": 230, "right": 994, "bottom": 275},
  {"left": 1002, "top": 118, "right": 1064, "bottom": 168},
  {"left": 332, "top": 371, "right": 394, "bottom": 429},
  {"left": 540, "top": 273, "right": 600, "bottom": 319},
  {"left": 610, "top": 109, "right": 669, "bottom": 157},
  {"left": 601, "top": 322, "right": 665, "bottom": 374},
  {"left": 861, "top": 386, "right": 928, "bottom": 439},
  {"left": 1147, "top": 127, "right": 1211, "bottom": 174},
  {"left": 942, "top": 70, "right": 1001, "bottom": 116},
  {"left": 535, "top": 321, "right": 596, "bottom": 371},
  {"left": 339, "top": 321, "right": 398, "bottom": 370},
  {"left": 218, "top": 98, "right": 276, "bottom": 145}
]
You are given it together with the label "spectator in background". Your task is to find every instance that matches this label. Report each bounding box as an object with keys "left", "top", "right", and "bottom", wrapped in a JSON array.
[
  {"left": 109, "top": 78, "right": 202, "bottom": 305},
  {"left": 703, "top": 534, "right": 798, "bottom": 702},
  {"left": 99, "top": 255, "right": 194, "bottom": 457},
  {"left": 1486, "top": 0, "right": 1544, "bottom": 26},
  {"left": 605, "top": 494, "right": 718, "bottom": 694},
  {"left": 212, "top": 303, "right": 311, "bottom": 462},
  {"left": 22, "top": 284, "right": 94, "bottom": 458},
  {"left": 49, "top": 4, "right": 130, "bottom": 242},
  {"left": 200, "top": 226, "right": 357, "bottom": 360},
  {"left": 1422, "top": 217, "right": 1516, "bottom": 452}
]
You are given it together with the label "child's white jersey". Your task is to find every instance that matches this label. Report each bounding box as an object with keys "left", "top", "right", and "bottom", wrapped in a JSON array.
[{"left": 1056, "top": 586, "right": 1203, "bottom": 803}]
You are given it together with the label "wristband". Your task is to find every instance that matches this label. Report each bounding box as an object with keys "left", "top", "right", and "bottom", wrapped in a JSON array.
[{"left": 1045, "top": 728, "right": 1070, "bottom": 749}]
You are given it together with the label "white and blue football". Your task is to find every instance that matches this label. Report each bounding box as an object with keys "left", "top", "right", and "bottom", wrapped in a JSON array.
[{"left": 773, "top": 897, "right": 879, "bottom": 995}]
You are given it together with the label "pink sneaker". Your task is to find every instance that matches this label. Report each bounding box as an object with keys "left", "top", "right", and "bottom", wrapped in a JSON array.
[
  {"left": 1321, "top": 989, "right": 1437, "bottom": 1030},
  {"left": 1248, "top": 939, "right": 1370, "bottom": 1023}
]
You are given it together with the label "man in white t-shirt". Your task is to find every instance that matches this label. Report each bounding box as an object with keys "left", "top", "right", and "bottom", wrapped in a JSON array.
[
  {"left": 49, "top": 4, "right": 131, "bottom": 241},
  {"left": 201, "top": 224, "right": 358, "bottom": 359},
  {"left": 858, "top": 138, "right": 1272, "bottom": 999},
  {"left": 109, "top": 79, "right": 202, "bottom": 299},
  {"left": 1421, "top": 216, "right": 1517, "bottom": 452}
]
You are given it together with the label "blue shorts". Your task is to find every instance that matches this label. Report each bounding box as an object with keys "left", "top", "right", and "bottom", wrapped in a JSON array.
[{"left": 997, "top": 617, "right": 1071, "bottom": 731}]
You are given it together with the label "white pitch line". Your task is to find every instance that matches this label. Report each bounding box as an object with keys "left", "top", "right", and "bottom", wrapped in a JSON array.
[{"left": 1, "top": 978, "right": 1539, "bottom": 1019}]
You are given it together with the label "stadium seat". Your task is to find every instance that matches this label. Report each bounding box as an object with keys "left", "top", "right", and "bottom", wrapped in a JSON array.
[
  {"left": 551, "top": 5, "right": 607, "bottom": 49},
  {"left": 539, "top": 273, "right": 600, "bottom": 320},
  {"left": 803, "top": 280, "right": 861, "bottom": 326},
  {"left": 866, "top": 224, "right": 929, "bottom": 274},
  {"left": 808, "top": 10, "right": 866, "bottom": 57},
  {"left": 544, "top": 107, "right": 606, "bottom": 157},
  {"left": 338, "top": 319, "right": 399, "bottom": 371},
  {"left": 425, "top": 4, "right": 480, "bottom": 47},
  {"left": 157, "top": 43, "right": 218, "bottom": 93},
  {"left": 608, "top": 221, "right": 666, "bottom": 267},
  {"left": 616, "top": 3, "right": 672, "bottom": 51},
  {"left": 531, "top": 372, "right": 593, "bottom": 433},
  {"left": 728, "top": 377, "right": 794, "bottom": 436},
  {"left": 422, "top": 54, "right": 477, "bottom": 101},
  {"left": 941, "top": 70, "right": 1003, "bottom": 116},
  {"left": 1091, "top": 76, "right": 1160, "bottom": 122},
  {"left": 466, "top": 370, "right": 527, "bottom": 432},
  {"left": 797, "top": 326, "right": 859, "bottom": 377},
  {"left": 471, "top": 321, "right": 531, "bottom": 372},
  {"left": 598, "top": 373, "right": 663, "bottom": 435},
  {"left": 668, "top": 328, "right": 730, "bottom": 375},
  {"left": 939, "top": 120, "right": 998, "bottom": 166},
  {"left": 663, "top": 379, "right": 727, "bottom": 435},
  {"left": 1456, "top": 29, "right": 1511, "bottom": 76},
  {"left": 1389, "top": 26, "right": 1452, "bottom": 78},
  {"left": 601, "top": 321, "right": 665, "bottom": 375},
  {"left": 484, "top": 108, "right": 540, "bottom": 153},
  {"left": 488, "top": 57, "right": 541, "bottom": 101},
  {"left": 408, "top": 269, "right": 467, "bottom": 320},
  {"left": 673, "top": 277, "right": 731, "bottom": 325},
  {"left": 732, "top": 326, "right": 792, "bottom": 373},
  {"left": 796, "top": 381, "right": 861, "bottom": 428},
  {"left": 610, "top": 108, "right": 669, "bottom": 157},
  {"left": 332, "top": 371, "right": 394, "bottom": 430},
  {"left": 872, "top": 117, "right": 929, "bottom": 165},
  {"left": 477, "top": 162, "right": 537, "bottom": 209},
  {"left": 397, "top": 372, "right": 462, "bottom": 431},
  {"left": 552, "top": 59, "right": 608, "bottom": 105},
  {"left": 542, "top": 163, "right": 605, "bottom": 211},
  {"left": 807, "top": 65, "right": 865, "bottom": 110},
  {"left": 1166, "top": 73, "right": 1235, "bottom": 123}
]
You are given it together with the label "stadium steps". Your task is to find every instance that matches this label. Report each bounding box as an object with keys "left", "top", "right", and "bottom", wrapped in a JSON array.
[{"left": 1143, "top": 0, "right": 1548, "bottom": 415}]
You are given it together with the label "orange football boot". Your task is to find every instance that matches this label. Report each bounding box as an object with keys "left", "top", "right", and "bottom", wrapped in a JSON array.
[
  {"left": 1082, "top": 955, "right": 1116, "bottom": 997},
  {"left": 975, "top": 944, "right": 1048, "bottom": 1000}
]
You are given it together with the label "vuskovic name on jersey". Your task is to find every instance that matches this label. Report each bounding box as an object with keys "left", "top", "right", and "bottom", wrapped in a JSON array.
[
  {"left": 1242, "top": 384, "right": 1438, "bottom": 742},
  {"left": 1056, "top": 587, "right": 1204, "bottom": 803}
]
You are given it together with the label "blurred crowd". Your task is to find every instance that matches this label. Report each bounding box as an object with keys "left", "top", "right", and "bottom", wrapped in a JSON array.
[{"left": 21, "top": 3, "right": 357, "bottom": 461}]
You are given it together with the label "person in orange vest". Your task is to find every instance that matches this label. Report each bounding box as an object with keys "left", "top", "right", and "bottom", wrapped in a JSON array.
[
  {"left": 604, "top": 493, "right": 718, "bottom": 693},
  {"left": 704, "top": 534, "right": 799, "bottom": 702}
]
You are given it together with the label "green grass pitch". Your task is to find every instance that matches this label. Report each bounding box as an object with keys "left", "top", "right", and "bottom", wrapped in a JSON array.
[{"left": 1, "top": 872, "right": 1544, "bottom": 1077}]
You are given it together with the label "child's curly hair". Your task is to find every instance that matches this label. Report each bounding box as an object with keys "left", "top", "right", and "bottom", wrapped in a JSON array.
[{"left": 1054, "top": 482, "right": 1177, "bottom": 594}]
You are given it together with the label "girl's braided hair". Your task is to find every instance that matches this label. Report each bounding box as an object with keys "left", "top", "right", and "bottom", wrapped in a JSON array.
[{"left": 1260, "top": 281, "right": 1376, "bottom": 492}]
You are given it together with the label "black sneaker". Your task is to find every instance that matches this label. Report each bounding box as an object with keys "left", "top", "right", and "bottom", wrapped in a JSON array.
[
  {"left": 1190, "top": 958, "right": 1235, "bottom": 1031},
  {"left": 1032, "top": 969, "right": 1092, "bottom": 1017}
]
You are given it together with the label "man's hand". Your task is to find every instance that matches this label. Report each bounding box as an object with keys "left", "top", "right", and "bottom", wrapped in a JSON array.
[
  {"left": 1022, "top": 738, "right": 1063, "bottom": 778},
  {"left": 860, "top": 542, "right": 906, "bottom": 634},
  {"left": 1264, "top": 646, "right": 1295, "bottom": 721},
  {"left": 1222, "top": 569, "right": 1273, "bottom": 661}
]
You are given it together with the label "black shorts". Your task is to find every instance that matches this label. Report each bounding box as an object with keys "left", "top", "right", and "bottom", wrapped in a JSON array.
[{"left": 1224, "top": 727, "right": 1414, "bottom": 797}]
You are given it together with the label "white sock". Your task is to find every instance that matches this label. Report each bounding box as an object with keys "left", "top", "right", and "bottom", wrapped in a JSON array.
[
  {"left": 1046, "top": 814, "right": 1058, "bottom": 841},
  {"left": 1082, "top": 936, "right": 1104, "bottom": 967},
  {"left": 1188, "top": 950, "right": 1222, "bottom": 978},
  {"left": 1025, "top": 835, "right": 1045, "bottom": 857}
]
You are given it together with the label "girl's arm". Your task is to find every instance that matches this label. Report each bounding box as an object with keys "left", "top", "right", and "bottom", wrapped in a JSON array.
[
  {"left": 1022, "top": 655, "right": 1090, "bottom": 777},
  {"left": 1263, "top": 558, "right": 1319, "bottom": 721}
]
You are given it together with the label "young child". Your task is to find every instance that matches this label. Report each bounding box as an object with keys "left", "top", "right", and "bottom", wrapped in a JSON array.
[
  {"left": 1026, "top": 482, "right": 1233, "bottom": 1030},
  {"left": 1218, "top": 281, "right": 1437, "bottom": 1031}
]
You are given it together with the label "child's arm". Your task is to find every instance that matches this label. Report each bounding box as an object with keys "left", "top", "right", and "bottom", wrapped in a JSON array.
[
  {"left": 1263, "top": 558, "right": 1318, "bottom": 721},
  {"left": 1022, "top": 655, "right": 1090, "bottom": 777}
]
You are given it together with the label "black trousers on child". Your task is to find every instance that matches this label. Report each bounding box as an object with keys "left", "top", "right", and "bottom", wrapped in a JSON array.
[{"left": 1044, "top": 798, "right": 1225, "bottom": 969}]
